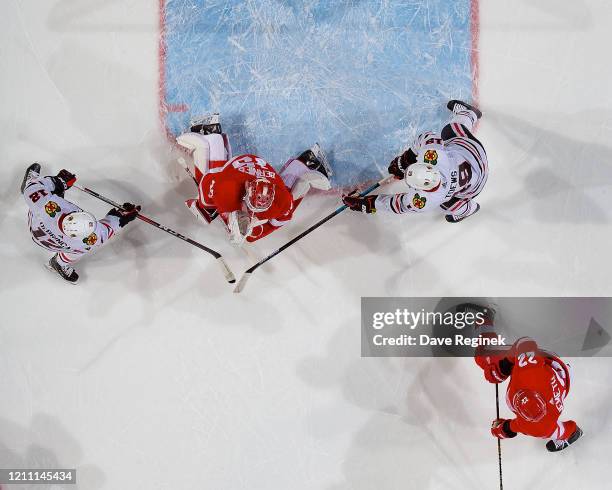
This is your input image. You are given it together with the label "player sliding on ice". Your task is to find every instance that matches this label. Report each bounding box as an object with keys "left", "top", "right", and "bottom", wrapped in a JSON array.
[
  {"left": 21, "top": 163, "right": 140, "bottom": 284},
  {"left": 476, "top": 336, "right": 582, "bottom": 452},
  {"left": 175, "top": 114, "right": 332, "bottom": 245},
  {"left": 342, "top": 100, "right": 488, "bottom": 222}
]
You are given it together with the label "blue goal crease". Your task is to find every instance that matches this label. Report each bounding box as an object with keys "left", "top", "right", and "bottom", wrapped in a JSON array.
[{"left": 163, "top": 0, "right": 475, "bottom": 187}]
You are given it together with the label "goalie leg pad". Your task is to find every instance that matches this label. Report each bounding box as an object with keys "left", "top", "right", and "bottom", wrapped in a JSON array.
[
  {"left": 176, "top": 132, "right": 230, "bottom": 175},
  {"left": 176, "top": 132, "right": 211, "bottom": 176},
  {"left": 291, "top": 169, "right": 331, "bottom": 201}
]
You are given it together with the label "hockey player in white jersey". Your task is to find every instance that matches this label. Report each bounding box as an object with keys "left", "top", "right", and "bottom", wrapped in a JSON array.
[
  {"left": 21, "top": 163, "right": 140, "bottom": 284},
  {"left": 343, "top": 100, "right": 488, "bottom": 223}
]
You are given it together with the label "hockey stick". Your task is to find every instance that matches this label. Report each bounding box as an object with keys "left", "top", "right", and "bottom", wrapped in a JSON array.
[
  {"left": 177, "top": 156, "right": 198, "bottom": 185},
  {"left": 233, "top": 175, "right": 394, "bottom": 293},
  {"left": 496, "top": 384, "right": 503, "bottom": 490},
  {"left": 74, "top": 184, "right": 236, "bottom": 284}
]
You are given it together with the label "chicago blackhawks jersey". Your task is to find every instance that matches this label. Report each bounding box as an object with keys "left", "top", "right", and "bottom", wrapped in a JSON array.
[
  {"left": 376, "top": 131, "right": 488, "bottom": 214},
  {"left": 24, "top": 177, "right": 120, "bottom": 258}
]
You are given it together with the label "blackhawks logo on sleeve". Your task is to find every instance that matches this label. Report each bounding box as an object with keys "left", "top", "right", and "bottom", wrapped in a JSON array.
[
  {"left": 44, "top": 201, "right": 61, "bottom": 217},
  {"left": 423, "top": 150, "right": 438, "bottom": 165},
  {"left": 82, "top": 232, "right": 97, "bottom": 246},
  {"left": 412, "top": 193, "right": 427, "bottom": 209}
]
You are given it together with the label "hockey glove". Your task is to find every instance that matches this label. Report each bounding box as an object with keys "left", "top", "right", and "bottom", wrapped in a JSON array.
[
  {"left": 387, "top": 149, "right": 418, "bottom": 179},
  {"left": 387, "top": 157, "right": 405, "bottom": 179},
  {"left": 49, "top": 169, "right": 77, "bottom": 197},
  {"left": 108, "top": 202, "right": 141, "bottom": 227},
  {"left": 476, "top": 356, "right": 513, "bottom": 384},
  {"left": 343, "top": 195, "right": 377, "bottom": 214},
  {"left": 491, "top": 419, "right": 517, "bottom": 439},
  {"left": 475, "top": 337, "right": 513, "bottom": 384}
]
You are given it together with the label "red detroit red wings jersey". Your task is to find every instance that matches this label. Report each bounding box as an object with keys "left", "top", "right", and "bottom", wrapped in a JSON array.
[
  {"left": 505, "top": 338, "right": 571, "bottom": 438},
  {"left": 198, "top": 154, "right": 294, "bottom": 221}
]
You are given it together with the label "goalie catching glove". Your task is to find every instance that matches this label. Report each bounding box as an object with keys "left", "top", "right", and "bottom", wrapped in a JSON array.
[
  {"left": 342, "top": 195, "right": 377, "bottom": 214},
  {"left": 226, "top": 210, "right": 253, "bottom": 245}
]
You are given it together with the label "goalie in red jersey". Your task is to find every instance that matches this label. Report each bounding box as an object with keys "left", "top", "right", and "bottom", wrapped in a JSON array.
[
  {"left": 175, "top": 114, "right": 331, "bottom": 245},
  {"left": 476, "top": 336, "right": 582, "bottom": 452}
]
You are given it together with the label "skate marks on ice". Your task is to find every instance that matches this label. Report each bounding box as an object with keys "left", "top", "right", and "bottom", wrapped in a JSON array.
[
  {"left": 484, "top": 109, "right": 612, "bottom": 225},
  {"left": 0, "top": 414, "right": 104, "bottom": 489},
  {"left": 42, "top": 42, "right": 154, "bottom": 146},
  {"left": 162, "top": 0, "right": 475, "bottom": 186},
  {"left": 46, "top": 0, "right": 156, "bottom": 33},
  {"left": 446, "top": 109, "right": 612, "bottom": 293},
  {"left": 296, "top": 323, "right": 492, "bottom": 489},
  {"left": 482, "top": 0, "right": 592, "bottom": 31},
  {"left": 295, "top": 322, "right": 612, "bottom": 489}
]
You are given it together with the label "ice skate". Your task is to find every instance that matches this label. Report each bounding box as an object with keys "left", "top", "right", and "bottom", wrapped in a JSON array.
[
  {"left": 46, "top": 253, "right": 79, "bottom": 284},
  {"left": 21, "top": 162, "right": 41, "bottom": 194},
  {"left": 190, "top": 113, "right": 222, "bottom": 135},
  {"left": 546, "top": 427, "right": 583, "bottom": 452},
  {"left": 296, "top": 143, "right": 333, "bottom": 179},
  {"left": 447, "top": 99, "right": 482, "bottom": 119},
  {"left": 445, "top": 203, "right": 480, "bottom": 223}
]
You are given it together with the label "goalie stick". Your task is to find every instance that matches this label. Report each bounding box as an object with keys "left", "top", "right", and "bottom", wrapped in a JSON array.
[
  {"left": 177, "top": 156, "right": 198, "bottom": 185},
  {"left": 74, "top": 184, "right": 236, "bottom": 284},
  {"left": 233, "top": 175, "right": 394, "bottom": 293}
]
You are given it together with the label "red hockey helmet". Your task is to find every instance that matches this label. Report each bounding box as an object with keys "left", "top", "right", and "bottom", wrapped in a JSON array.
[
  {"left": 245, "top": 178, "right": 275, "bottom": 213},
  {"left": 512, "top": 389, "right": 547, "bottom": 422}
]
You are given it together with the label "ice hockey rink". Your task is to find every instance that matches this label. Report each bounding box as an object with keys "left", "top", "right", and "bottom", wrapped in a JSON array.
[{"left": 2, "top": 1, "right": 612, "bottom": 489}]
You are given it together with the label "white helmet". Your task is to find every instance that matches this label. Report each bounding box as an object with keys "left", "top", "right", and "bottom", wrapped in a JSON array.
[
  {"left": 405, "top": 163, "right": 441, "bottom": 191},
  {"left": 405, "top": 147, "right": 451, "bottom": 191},
  {"left": 60, "top": 211, "right": 96, "bottom": 240}
]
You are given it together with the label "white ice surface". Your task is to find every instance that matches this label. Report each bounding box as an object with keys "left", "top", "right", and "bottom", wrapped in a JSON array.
[{"left": 2, "top": 1, "right": 612, "bottom": 489}]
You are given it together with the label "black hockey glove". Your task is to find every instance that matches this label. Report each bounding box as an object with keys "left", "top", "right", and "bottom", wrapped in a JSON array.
[
  {"left": 49, "top": 169, "right": 77, "bottom": 197},
  {"left": 343, "top": 195, "right": 377, "bottom": 214},
  {"left": 387, "top": 156, "right": 405, "bottom": 179},
  {"left": 387, "top": 148, "right": 418, "bottom": 179},
  {"left": 108, "top": 202, "right": 141, "bottom": 227}
]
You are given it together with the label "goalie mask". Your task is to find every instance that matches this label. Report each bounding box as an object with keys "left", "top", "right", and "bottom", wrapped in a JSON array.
[
  {"left": 245, "top": 178, "right": 275, "bottom": 213},
  {"left": 60, "top": 211, "right": 96, "bottom": 240},
  {"left": 512, "top": 389, "right": 547, "bottom": 422}
]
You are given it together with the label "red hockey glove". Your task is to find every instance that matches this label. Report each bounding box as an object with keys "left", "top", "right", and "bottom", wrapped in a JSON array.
[
  {"left": 475, "top": 355, "right": 511, "bottom": 385},
  {"left": 491, "top": 419, "right": 517, "bottom": 439},
  {"left": 474, "top": 332, "right": 513, "bottom": 383},
  {"left": 475, "top": 356, "right": 511, "bottom": 384},
  {"left": 343, "top": 195, "right": 377, "bottom": 214}
]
